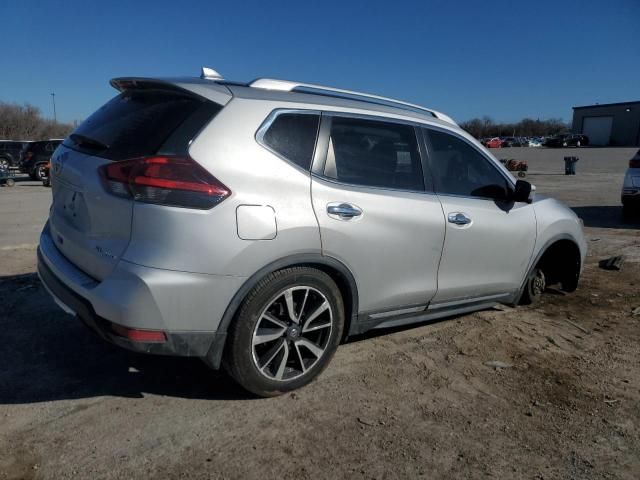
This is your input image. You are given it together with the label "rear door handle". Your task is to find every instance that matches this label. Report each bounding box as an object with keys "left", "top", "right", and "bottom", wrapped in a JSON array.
[
  {"left": 327, "top": 203, "right": 362, "bottom": 219},
  {"left": 447, "top": 212, "right": 472, "bottom": 225}
]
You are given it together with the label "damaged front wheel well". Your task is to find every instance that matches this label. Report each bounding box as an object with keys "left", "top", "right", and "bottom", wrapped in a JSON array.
[{"left": 536, "top": 239, "right": 581, "bottom": 292}]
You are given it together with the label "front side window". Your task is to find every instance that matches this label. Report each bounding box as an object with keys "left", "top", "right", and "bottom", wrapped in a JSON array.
[
  {"left": 262, "top": 113, "right": 320, "bottom": 170},
  {"left": 324, "top": 117, "right": 424, "bottom": 191},
  {"left": 425, "top": 128, "right": 511, "bottom": 200}
]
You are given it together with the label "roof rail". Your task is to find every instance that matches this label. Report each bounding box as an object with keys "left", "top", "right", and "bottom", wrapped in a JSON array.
[{"left": 249, "top": 78, "right": 456, "bottom": 125}]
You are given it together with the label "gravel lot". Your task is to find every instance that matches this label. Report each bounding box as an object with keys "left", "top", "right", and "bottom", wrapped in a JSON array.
[{"left": 1, "top": 147, "right": 639, "bottom": 479}]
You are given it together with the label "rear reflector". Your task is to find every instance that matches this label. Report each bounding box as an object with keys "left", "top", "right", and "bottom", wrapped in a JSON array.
[
  {"left": 101, "top": 156, "right": 230, "bottom": 209},
  {"left": 111, "top": 324, "right": 167, "bottom": 343}
]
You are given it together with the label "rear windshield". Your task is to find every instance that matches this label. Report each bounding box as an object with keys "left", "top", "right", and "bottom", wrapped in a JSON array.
[{"left": 64, "top": 89, "right": 220, "bottom": 161}]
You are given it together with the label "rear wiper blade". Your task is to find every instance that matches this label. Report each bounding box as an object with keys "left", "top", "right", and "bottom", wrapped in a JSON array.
[{"left": 69, "top": 133, "right": 109, "bottom": 151}]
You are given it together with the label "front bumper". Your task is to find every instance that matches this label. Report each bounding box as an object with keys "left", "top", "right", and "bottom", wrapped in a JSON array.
[
  {"left": 38, "top": 249, "right": 221, "bottom": 357},
  {"left": 622, "top": 185, "right": 640, "bottom": 206}
]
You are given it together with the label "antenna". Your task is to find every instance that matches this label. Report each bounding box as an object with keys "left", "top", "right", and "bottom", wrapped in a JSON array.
[{"left": 200, "top": 67, "right": 223, "bottom": 80}]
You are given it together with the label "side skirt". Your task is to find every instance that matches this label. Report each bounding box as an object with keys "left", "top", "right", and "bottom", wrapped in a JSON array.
[{"left": 352, "top": 293, "right": 516, "bottom": 335}]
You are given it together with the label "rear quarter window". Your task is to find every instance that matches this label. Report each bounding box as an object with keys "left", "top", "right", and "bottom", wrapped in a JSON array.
[{"left": 261, "top": 112, "right": 320, "bottom": 170}]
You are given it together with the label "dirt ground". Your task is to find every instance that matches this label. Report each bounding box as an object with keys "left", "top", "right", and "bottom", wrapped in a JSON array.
[{"left": 1, "top": 147, "right": 639, "bottom": 479}]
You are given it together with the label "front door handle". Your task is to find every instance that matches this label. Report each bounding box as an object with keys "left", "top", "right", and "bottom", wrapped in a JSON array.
[
  {"left": 447, "top": 212, "right": 472, "bottom": 225},
  {"left": 327, "top": 203, "right": 362, "bottom": 219}
]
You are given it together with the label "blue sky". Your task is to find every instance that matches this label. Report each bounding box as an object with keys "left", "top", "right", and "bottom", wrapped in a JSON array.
[{"left": 2, "top": 0, "right": 639, "bottom": 124}]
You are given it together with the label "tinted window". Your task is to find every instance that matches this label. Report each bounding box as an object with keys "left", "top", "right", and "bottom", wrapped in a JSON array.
[
  {"left": 324, "top": 117, "right": 424, "bottom": 191},
  {"left": 64, "top": 90, "right": 220, "bottom": 161},
  {"left": 426, "top": 129, "right": 511, "bottom": 200},
  {"left": 262, "top": 113, "right": 319, "bottom": 170},
  {"left": 30, "top": 142, "right": 47, "bottom": 153}
]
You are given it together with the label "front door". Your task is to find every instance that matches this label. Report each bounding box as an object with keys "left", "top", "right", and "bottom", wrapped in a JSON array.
[{"left": 423, "top": 127, "right": 537, "bottom": 304}]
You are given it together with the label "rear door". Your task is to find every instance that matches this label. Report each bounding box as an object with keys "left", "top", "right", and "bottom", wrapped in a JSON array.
[
  {"left": 310, "top": 114, "right": 445, "bottom": 317},
  {"left": 423, "top": 127, "right": 536, "bottom": 304},
  {"left": 49, "top": 86, "right": 223, "bottom": 280}
]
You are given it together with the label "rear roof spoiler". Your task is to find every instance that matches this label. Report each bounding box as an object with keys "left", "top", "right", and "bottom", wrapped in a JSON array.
[{"left": 110, "top": 77, "right": 232, "bottom": 106}]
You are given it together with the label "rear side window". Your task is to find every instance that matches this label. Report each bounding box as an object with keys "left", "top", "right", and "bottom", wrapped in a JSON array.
[
  {"left": 262, "top": 113, "right": 320, "bottom": 170},
  {"left": 324, "top": 117, "right": 424, "bottom": 191},
  {"left": 64, "top": 89, "right": 220, "bottom": 161}
]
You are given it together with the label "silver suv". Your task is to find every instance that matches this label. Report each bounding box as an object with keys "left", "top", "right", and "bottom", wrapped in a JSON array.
[{"left": 38, "top": 69, "right": 587, "bottom": 396}]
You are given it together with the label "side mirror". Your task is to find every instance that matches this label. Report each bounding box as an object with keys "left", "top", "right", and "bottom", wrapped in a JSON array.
[{"left": 512, "top": 180, "right": 533, "bottom": 203}]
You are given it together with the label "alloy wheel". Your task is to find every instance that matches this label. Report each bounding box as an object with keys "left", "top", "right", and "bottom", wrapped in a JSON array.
[
  {"left": 531, "top": 269, "right": 546, "bottom": 297},
  {"left": 251, "top": 286, "right": 333, "bottom": 381}
]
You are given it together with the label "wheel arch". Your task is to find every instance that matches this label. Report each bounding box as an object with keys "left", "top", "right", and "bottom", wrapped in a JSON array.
[
  {"left": 514, "top": 234, "right": 582, "bottom": 304},
  {"left": 204, "top": 253, "right": 359, "bottom": 369}
]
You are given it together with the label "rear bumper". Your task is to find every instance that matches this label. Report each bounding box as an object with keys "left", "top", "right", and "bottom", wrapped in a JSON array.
[
  {"left": 38, "top": 250, "right": 220, "bottom": 356},
  {"left": 38, "top": 222, "right": 246, "bottom": 361}
]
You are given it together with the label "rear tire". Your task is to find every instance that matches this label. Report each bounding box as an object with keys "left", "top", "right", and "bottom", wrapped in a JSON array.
[
  {"left": 34, "top": 164, "right": 47, "bottom": 181},
  {"left": 520, "top": 268, "right": 546, "bottom": 305},
  {"left": 223, "top": 267, "right": 344, "bottom": 397},
  {"left": 6, "top": 178, "right": 15, "bottom": 187}
]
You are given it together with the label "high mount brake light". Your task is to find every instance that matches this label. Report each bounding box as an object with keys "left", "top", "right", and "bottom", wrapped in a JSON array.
[{"left": 101, "top": 156, "right": 230, "bottom": 209}]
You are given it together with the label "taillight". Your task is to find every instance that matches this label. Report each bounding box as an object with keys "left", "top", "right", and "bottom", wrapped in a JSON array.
[
  {"left": 630, "top": 159, "right": 640, "bottom": 168},
  {"left": 101, "top": 156, "right": 230, "bottom": 209}
]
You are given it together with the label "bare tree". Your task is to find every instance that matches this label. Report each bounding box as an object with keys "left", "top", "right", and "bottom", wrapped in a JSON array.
[
  {"left": 0, "top": 102, "right": 74, "bottom": 140},
  {"left": 460, "top": 116, "right": 570, "bottom": 139}
]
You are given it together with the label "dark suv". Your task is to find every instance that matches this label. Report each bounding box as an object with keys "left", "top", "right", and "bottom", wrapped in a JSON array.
[
  {"left": 0, "top": 141, "right": 30, "bottom": 168},
  {"left": 19, "top": 140, "right": 63, "bottom": 180},
  {"left": 543, "top": 134, "right": 589, "bottom": 148}
]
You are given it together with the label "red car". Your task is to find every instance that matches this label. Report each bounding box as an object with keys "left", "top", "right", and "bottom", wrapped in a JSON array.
[{"left": 482, "top": 137, "right": 503, "bottom": 148}]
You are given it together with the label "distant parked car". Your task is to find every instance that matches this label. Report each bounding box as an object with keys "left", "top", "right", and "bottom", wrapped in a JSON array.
[
  {"left": 622, "top": 149, "right": 640, "bottom": 215},
  {"left": 0, "top": 141, "right": 31, "bottom": 169},
  {"left": 19, "top": 139, "right": 63, "bottom": 180},
  {"left": 501, "top": 137, "right": 527, "bottom": 147},
  {"left": 482, "top": 137, "right": 503, "bottom": 148},
  {"left": 543, "top": 134, "right": 589, "bottom": 148},
  {"left": 528, "top": 138, "right": 543, "bottom": 147}
]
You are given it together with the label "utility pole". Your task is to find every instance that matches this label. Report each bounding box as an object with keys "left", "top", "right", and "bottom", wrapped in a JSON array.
[{"left": 51, "top": 92, "right": 57, "bottom": 123}]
